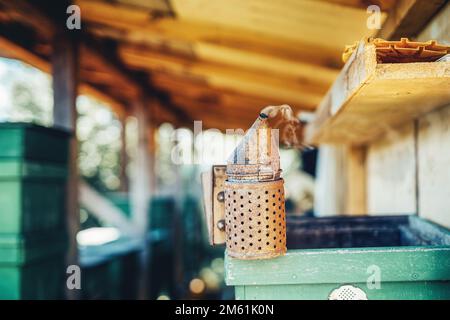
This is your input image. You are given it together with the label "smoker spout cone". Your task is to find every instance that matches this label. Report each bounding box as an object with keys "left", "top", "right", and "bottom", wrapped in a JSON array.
[
  {"left": 224, "top": 105, "right": 291, "bottom": 260},
  {"left": 226, "top": 112, "right": 281, "bottom": 182}
]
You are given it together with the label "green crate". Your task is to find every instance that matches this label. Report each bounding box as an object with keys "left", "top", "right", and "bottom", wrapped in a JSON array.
[
  {"left": 79, "top": 237, "right": 141, "bottom": 300},
  {"left": 225, "top": 215, "right": 450, "bottom": 300},
  {"left": 0, "top": 160, "right": 67, "bottom": 234},
  {"left": 149, "top": 196, "right": 176, "bottom": 230},
  {"left": 0, "top": 123, "right": 70, "bottom": 164},
  {"left": 0, "top": 233, "right": 67, "bottom": 300}
]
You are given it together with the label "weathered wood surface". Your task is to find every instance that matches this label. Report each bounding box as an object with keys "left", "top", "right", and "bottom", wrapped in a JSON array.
[
  {"left": 305, "top": 40, "right": 450, "bottom": 145},
  {"left": 366, "top": 122, "right": 417, "bottom": 215},
  {"left": 365, "top": 3, "right": 450, "bottom": 227},
  {"left": 418, "top": 104, "right": 450, "bottom": 228}
]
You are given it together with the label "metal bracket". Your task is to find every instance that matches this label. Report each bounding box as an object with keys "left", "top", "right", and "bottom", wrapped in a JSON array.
[{"left": 201, "top": 165, "right": 226, "bottom": 245}]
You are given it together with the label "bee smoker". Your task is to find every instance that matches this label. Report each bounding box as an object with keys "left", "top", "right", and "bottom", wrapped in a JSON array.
[{"left": 202, "top": 105, "right": 300, "bottom": 260}]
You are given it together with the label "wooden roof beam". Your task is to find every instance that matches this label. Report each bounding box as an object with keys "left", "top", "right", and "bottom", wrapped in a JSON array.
[
  {"left": 120, "top": 46, "right": 324, "bottom": 110},
  {"left": 376, "top": 0, "right": 448, "bottom": 40},
  {"left": 0, "top": 35, "right": 127, "bottom": 118},
  {"left": 75, "top": 0, "right": 344, "bottom": 68}
]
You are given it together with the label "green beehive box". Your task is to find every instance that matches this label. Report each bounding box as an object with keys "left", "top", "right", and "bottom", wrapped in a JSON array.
[
  {"left": 0, "top": 123, "right": 69, "bottom": 235},
  {"left": 0, "top": 123, "right": 69, "bottom": 164},
  {"left": 149, "top": 196, "right": 176, "bottom": 230},
  {"left": 225, "top": 215, "right": 450, "bottom": 300},
  {"left": 79, "top": 236, "right": 141, "bottom": 300},
  {"left": 0, "top": 232, "right": 67, "bottom": 300}
]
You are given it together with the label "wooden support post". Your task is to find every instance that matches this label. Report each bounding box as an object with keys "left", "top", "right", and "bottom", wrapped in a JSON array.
[
  {"left": 51, "top": 30, "right": 79, "bottom": 300},
  {"left": 147, "top": 104, "right": 157, "bottom": 194},
  {"left": 130, "top": 98, "right": 151, "bottom": 235},
  {"left": 314, "top": 145, "right": 348, "bottom": 216},
  {"left": 129, "top": 96, "right": 154, "bottom": 299},
  {"left": 345, "top": 146, "right": 367, "bottom": 215},
  {"left": 119, "top": 115, "right": 129, "bottom": 193}
]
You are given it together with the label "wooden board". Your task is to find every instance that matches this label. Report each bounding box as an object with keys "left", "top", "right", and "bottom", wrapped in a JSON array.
[
  {"left": 305, "top": 41, "right": 450, "bottom": 145},
  {"left": 418, "top": 104, "right": 450, "bottom": 228},
  {"left": 366, "top": 122, "right": 417, "bottom": 215}
]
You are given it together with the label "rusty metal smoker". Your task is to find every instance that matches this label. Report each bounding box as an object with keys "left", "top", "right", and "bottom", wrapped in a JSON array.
[{"left": 201, "top": 105, "right": 302, "bottom": 260}]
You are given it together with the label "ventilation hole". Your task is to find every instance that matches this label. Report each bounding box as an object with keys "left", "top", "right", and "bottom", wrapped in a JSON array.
[
  {"left": 265, "top": 199, "right": 269, "bottom": 203},
  {"left": 258, "top": 230, "right": 262, "bottom": 233},
  {"left": 241, "top": 222, "right": 244, "bottom": 225},
  {"left": 272, "top": 194, "right": 275, "bottom": 198},
  {"left": 233, "top": 208, "right": 236, "bottom": 211},
  {"left": 234, "top": 242, "right": 237, "bottom": 245},
  {"left": 266, "top": 216, "right": 269, "bottom": 220},
  {"left": 265, "top": 208, "right": 269, "bottom": 211},
  {"left": 273, "top": 236, "right": 276, "bottom": 240},
  {"left": 241, "top": 213, "right": 244, "bottom": 216},
  {"left": 266, "top": 242, "right": 269, "bottom": 245},
  {"left": 249, "top": 243, "right": 253, "bottom": 246},
  {"left": 273, "top": 211, "right": 276, "bottom": 215},
  {"left": 248, "top": 192, "right": 252, "bottom": 195},
  {"left": 265, "top": 191, "right": 268, "bottom": 194},
  {"left": 248, "top": 209, "right": 252, "bottom": 213},
  {"left": 266, "top": 233, "right": 269, "bottom": 237},
  {"left": 257, "top": 204, "right": 261, "bottom": 208},
  {"left": 272, "top": 203, "right": 276, "bottom": 206},
  {"left": 273, "top": 228, "right": 276, "bottom": 231},
  {"left": 240, "top": 204, "right": 244, "bottom": 208},
  {"left": 249, "top": 226, "right": 252, "bottom": 230},
  {"left": 233, "top": 191, "right": 236, "bottom": 195},
  {"left": 241, "top": 230, "right": 244, "bottom": 233},
  {"left": 241, "top": 247, "right": 245, "bottom": 250},
  {"left": 240, "top": 196, "right": 243, "bottom": 199},
  {"left": 257, "top": 222, "right": 261, "bottom": 225},
  {"left": 266, "top": 225, "right": 269, "bottom": 229},
  {"left": 273, "top": 220, "right": 276, "bottom": 223},
  {"left": 258, "top": 238, "right": 262, "bottom": 242},
  {"left": 249, "top": 217, "right": 252, "bottom": 221},
  {"left": 241, "top": 238, "right": 244, "bottom": 241},
  {"left": 249, "top": 234, "right": 253, "bottom": 238},
  {"left": 258, "top": 247, "right": 262, "bottom": 250},
  {"left": 273, "top": 245, "right": 276, "bottom": 248}
]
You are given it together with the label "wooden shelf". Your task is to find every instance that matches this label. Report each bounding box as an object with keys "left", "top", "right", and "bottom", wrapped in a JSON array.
[{"left": 305, "top": 41, "right": 450, "bottom": 145}]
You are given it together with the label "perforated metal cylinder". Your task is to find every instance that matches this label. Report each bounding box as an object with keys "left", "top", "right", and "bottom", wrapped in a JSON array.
[{"left": 224, "top": 179, "right": 286, "bottom": 260}]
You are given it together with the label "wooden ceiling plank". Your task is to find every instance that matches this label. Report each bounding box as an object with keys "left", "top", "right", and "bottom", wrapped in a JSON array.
[
  {"left": 376, "top": 0, "right": 448, "bottom": 40},
  {"left": 317, "top": 0, "right": 396, "bottom": 11},
  {"left": 170, "top": 0, "right": 380, "bottom": 49},
  {"left": 76, "top": 0, "right": 344, "bottom": 68},
  {"left": 0, "top": 35, "right": 128, "bottom": 118},
  {"left": 120, "top": 46, "right": 323, "bottom": 109}
]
